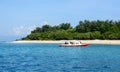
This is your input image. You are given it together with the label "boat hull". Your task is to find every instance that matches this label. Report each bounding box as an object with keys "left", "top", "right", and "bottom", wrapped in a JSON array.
[{"left": 59, "top": 44, "right": 89, "bottom": 47}]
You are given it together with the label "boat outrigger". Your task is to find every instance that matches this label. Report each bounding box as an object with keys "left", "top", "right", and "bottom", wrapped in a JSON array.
[{"left": 59, "top": 41, "right": 89, "bottom": 47}]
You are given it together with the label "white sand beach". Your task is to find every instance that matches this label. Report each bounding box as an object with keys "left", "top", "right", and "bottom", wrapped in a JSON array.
[
  {"left": 12, "top": 40, "right": 120, "bottom": 45},
  {"left": 82, "top": 40, "right": 120, "bottom": 45}
]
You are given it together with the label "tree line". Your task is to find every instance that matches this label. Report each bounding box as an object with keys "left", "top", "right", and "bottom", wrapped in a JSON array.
[{"left": 22, "top": 20, "right": 120, "bottom": 40}]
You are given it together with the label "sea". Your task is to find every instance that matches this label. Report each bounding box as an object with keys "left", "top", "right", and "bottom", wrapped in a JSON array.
[{"left": 0, "top": 42, "right": 120, "bottom": 72}]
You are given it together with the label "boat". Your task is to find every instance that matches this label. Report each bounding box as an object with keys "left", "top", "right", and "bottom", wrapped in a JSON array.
[{"left": 59, "top": 41, "right": 89, "bottom": 47}]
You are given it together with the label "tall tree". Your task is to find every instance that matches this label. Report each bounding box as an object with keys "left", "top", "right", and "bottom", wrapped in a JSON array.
[
  {"left": 41, "top": 24, "right": 51, "bottom": 32},
  {"left": 59, "top": 23, "right": 72, "bottom": 30}
]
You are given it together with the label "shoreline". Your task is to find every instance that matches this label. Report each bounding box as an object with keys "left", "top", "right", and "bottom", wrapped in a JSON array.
[
  {"left": 12, "top": 40, "right": 120, "bottom": 45},
  {"left": 12, "top": 40, "right": 63, "bottom": 44}
]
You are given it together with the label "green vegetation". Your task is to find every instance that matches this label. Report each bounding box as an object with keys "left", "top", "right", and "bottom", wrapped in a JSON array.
[{"left": 22, "top": 20, "right": 120, "bottom": 40}]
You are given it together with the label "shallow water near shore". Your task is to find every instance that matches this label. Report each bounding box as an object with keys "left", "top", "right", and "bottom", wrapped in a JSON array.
[{"left": 0, "top": 42, "right": 120, "bottom": 72}]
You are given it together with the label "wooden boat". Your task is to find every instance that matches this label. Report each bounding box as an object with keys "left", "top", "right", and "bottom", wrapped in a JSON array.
[{"left": 59, "top": 41, "right": 89, "bottom": 47}]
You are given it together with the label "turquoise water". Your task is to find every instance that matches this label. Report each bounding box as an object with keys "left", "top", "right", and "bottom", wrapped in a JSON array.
[{"left": 0, "top": 42, "right": 120, "bottom": 72}]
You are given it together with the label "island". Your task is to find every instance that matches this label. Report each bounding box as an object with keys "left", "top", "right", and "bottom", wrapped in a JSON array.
[{"left": 15, "top": 20, "right": 120, "bottom": 44}]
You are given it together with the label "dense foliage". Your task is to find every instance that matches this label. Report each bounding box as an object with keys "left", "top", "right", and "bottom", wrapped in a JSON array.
[{"left": 22, "top": 20, "right": 120, "bottom": 40}]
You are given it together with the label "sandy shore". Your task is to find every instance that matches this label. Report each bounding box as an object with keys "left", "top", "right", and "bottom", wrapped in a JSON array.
[
  {"left": 82, "top": 40, "right": 120, "bottom": 45},
  {"left": 12, "top": 40, "right": 120, "bottom": 45}
]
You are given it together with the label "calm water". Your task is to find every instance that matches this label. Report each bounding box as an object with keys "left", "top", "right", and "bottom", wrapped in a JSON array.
[{"left": 0, "top": 42, "right": 120, "bottom": 72}]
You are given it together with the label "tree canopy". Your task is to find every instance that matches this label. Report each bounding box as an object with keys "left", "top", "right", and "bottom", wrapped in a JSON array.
[{"left": 22, "top": 20, "right": 120, "bottom": 40}]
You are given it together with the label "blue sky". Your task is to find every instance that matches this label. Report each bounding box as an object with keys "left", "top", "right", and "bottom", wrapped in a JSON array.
[{"left": 0, "top": 0, "right": 120, "bottom": 41}]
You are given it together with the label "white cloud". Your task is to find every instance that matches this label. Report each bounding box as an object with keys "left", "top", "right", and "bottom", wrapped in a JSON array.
[
  {"left": 26, "top": 25, "right": 36, "bottom": 34},
  {"left": 12, "top": 22, "right": 49, "bottom": 37},
  {"left": 13, "top": 26, "right": 24, "bottom": 36},
  {"left": 12, "top": 25, "right": 37, "bottom": 36},
  {"left": 43, "top": 21, "right": 48, "bottom": 25}
]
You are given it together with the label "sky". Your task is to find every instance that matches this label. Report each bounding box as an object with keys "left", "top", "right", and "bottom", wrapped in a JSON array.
[{"left": 0, "top": 0, "right": 120, "bottom": 41}]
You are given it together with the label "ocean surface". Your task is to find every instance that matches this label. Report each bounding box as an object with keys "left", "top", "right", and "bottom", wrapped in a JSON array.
[{"left": 0, "top": 42, "right": 120, "bottom": 72}]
